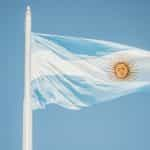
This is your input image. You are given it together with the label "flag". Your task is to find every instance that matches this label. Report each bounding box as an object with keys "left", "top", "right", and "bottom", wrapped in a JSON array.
[{"left": 31, "top": 33, "right": 150, "bottom": 110}]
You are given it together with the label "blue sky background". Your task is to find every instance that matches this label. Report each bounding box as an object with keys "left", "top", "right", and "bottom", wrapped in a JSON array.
[{"left": 2, "top": 0, "right": 150, "bottom": 150}]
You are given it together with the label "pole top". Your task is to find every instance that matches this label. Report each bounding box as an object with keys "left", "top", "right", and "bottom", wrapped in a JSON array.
[
  {"left": 26, "top": 5, "right": 31, "bottom": 14},
  {"left": 26, "top": 5, "right": 31, "bottom": 16},
  {"left": 27, "top": 5, "right": 30, "bottom": 11}
]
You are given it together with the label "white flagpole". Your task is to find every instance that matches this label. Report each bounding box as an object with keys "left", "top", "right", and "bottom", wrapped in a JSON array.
[{"left": 23, "top": 6, "right": 32, "bottom": 150}]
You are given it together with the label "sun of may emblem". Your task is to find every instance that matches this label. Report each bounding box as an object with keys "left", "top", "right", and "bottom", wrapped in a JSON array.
[
  {"left": 107, "top": 55, "right": 137, "bottom": 81},
  {"left": 113, "top": 62, "right": 130, "bottom": 80}
]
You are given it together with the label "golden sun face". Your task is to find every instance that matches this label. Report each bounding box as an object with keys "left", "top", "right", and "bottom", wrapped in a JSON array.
[
  {"left": 114, "top": 62, "right": 130, "bottom": 80},
  {"left": 106, "top": 55, "right": 138, "bottom": 81}
]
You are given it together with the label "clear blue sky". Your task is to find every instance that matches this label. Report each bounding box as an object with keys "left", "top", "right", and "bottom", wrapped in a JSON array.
[{"left": 2, "top": 0, "right": 150, "bottom": 150}]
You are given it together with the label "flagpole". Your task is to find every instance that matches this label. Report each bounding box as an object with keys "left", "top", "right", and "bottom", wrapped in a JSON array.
[{"left": 23, "top": 6, "right": 32, "bottom": 150}]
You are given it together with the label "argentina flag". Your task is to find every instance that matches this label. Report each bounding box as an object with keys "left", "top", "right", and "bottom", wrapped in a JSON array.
[{"left": 31, "top": 33, "right": 150, "bottom": 110}]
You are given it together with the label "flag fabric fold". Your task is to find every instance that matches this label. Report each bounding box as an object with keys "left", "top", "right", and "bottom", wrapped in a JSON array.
[{"left": 31, "top": 33, "right": 150, "bottom": 110}]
